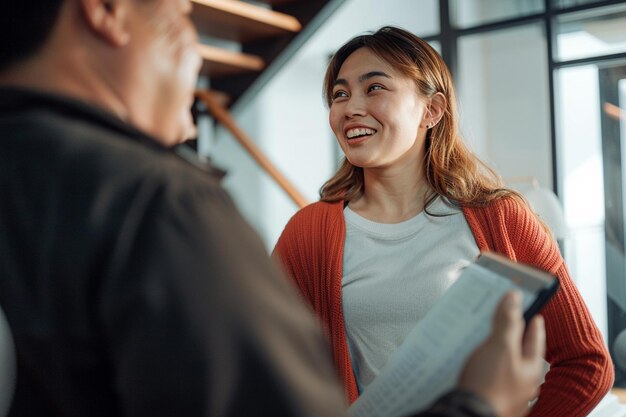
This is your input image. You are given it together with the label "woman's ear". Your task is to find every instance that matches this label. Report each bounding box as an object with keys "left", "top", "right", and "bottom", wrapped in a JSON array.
[
  {"left": 79, "top": 0, "right": 130, "bottom": 47},
  {"left": 424, "top": 92, "right": 447, "bottom": 129}
]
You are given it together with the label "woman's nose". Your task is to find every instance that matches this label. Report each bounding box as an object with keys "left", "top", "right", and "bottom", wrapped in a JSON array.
[{"left": 344, "top": 95, "right": 367, "bottom": 118}]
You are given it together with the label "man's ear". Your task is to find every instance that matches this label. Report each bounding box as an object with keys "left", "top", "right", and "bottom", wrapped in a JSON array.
[
  {"left": 80, "top": 0, "right": 130, "bottom": 47},
  {"left": 423, "top": 92, "right": 447, "bottom": 128}
]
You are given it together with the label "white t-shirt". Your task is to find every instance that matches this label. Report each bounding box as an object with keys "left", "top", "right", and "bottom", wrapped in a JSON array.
[{"left": 342, "top": 197, "right": 479, "bottom": 392}]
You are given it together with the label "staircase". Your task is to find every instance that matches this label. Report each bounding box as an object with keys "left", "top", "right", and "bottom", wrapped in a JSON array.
[
  {"left": 190, "top": 0, "right": 343, "bottom": 208},
  {"left": 192, "top": 0, "right": 337, "bottom": 106}
]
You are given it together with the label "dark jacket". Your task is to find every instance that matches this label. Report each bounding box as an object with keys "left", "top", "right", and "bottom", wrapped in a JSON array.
[{"left": 0, "top": 87, "right": 495, "bottom": 417}]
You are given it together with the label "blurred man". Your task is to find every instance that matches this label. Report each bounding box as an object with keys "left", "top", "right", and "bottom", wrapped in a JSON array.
[{"left": 0, "top": 1, "right": 545, "bottom": 416}]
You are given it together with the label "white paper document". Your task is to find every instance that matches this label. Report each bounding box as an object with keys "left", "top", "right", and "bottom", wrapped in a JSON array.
[
  {"left": 348, "top": 261, "right": 538, "bottom": 417},
  {"left": 587, "top": 392, "right": 626, "bottom": 417}
]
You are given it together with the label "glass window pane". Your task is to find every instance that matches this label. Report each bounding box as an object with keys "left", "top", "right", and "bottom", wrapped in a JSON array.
[
  {"left": 451, "top": 0, "right": 544, "bottom": 28},
  {"left": 429, "top": 40, "right": 441, "bottom": 54},
  {"left": 555, "top": 3, "right": 626, "bottom": 62},
  {"left": 555, "top": 64, "right": 607, "bottom": 339},
  {"left": 552, "top": 0, "right": 611, "bottom": 9},
  {"left": 457, "top": 24, "right": 552, "bottom": 189},
  {"left": 554, "top": 62, "right": 626, "bottom": 366}
]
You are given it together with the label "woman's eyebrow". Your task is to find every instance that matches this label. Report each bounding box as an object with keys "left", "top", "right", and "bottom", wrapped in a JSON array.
[
  {"left": 333, "top": 71, "right": 392, "bottom": 87},
  {"left": 359, "top": 71, "right": 391, "bottom": 82}
]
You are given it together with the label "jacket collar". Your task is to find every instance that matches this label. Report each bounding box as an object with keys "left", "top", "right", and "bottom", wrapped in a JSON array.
[{"left": 0, "top": 86, "right": 225, "bottom": 179}]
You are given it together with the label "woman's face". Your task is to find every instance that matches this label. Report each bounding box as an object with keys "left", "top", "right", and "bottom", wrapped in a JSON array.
[{"left": 329, "top": 48, "right": 429, "bottom": 170}]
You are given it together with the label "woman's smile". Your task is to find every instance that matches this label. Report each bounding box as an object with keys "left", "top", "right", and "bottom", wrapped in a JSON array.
[{"left": 345, "top": 125, "right": 377, "bottom": 145}]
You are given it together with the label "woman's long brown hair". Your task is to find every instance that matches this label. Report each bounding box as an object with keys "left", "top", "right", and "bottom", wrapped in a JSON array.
[{"left": 320, "top": 26, "right": 522, "bottom": 209}]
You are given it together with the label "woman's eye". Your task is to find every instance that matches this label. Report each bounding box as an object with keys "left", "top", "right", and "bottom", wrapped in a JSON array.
[
  {"left": 368, "top": 84, "right": 384, "bottom": 92},
  {"left": 332, "top": 90, "right": 348, "bottom": 100}
]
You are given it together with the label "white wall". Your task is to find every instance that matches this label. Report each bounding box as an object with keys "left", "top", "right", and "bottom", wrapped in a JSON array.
[{"left": 458, "top": 24, "right": 552, "bottom": 189}]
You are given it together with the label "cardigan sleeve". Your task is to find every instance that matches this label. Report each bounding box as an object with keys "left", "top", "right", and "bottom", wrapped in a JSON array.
[
  {"left": 273, "top": 202, "right": 360, "bottom": 404},
  {"left": 272, "top": 201, "right": 347, "bottom": 320},
  {"left": 493, "top": 199, "right": 614, "bottom": 417},
  {"left": 272, "top": 205, "right": 316, "bottom": 306}
]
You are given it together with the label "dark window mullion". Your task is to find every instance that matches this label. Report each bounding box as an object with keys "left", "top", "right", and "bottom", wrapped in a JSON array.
[
  {"left": 439, "top": 0, "right": 458, "bottom": 79},
  {"left": 545, "top": 0, "right": 560, "bottom": 196}
]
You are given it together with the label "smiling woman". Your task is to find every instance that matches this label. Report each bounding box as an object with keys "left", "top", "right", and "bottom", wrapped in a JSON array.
[
  {"left": 328, "top": 49, "right": 429, "bottom": 178},
  {"left": 273, "top": 26, "right": 614, "bottom": 417},
  {"left": 318, "top": 27, "right": 510, "bottom": 211}
]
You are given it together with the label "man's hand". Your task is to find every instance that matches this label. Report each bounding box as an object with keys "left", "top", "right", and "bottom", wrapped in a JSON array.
[
  {"left": 459, "top": 292, "right": 546, "bottom": 417},
  {"left": 175, "top": 104, "right": 197, "bottom": 143}
]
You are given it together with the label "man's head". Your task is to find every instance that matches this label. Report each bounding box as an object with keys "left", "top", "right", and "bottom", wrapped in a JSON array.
[
  {"left": 0, "top": 1, "right": 65, "bottom": 71},
  {"left": 0, "top": 0, "right": 202, "bottom": 146}
]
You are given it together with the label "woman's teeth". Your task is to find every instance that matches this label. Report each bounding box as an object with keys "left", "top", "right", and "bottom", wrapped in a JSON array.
[{"left": 346, "top": 128, "right": 375, "bottom": 138}]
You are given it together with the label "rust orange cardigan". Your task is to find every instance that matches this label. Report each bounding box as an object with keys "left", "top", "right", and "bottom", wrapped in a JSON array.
[{"left": 273, "top": 198, "right": 614, "bottom": 417}]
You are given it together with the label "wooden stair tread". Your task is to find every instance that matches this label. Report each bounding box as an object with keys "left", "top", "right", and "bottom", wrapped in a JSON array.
[
  {"left": 191, "top": 0, "right": 302, "bottom": 42},
  {"left": 197, "top": 43, "right": 265, "bottom": 77}
]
